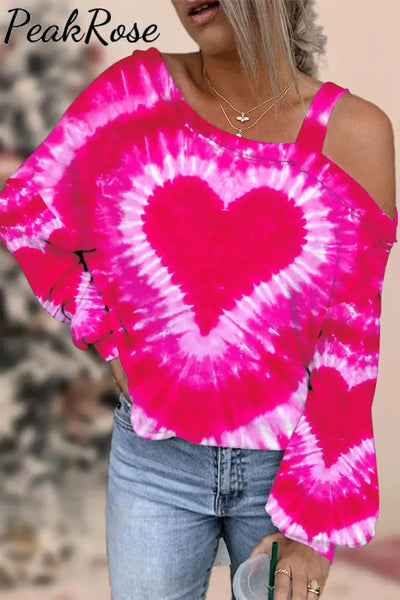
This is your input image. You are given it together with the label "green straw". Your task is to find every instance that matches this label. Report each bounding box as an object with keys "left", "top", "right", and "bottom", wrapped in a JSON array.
[{"left": 268, "top": 541, "right": 279, "bottom": 600}]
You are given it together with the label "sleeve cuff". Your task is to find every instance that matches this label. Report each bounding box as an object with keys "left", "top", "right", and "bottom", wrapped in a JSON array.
[
  {"left": 92, "top": 333, "right": 119, "bottom": 361},
  {"left": 300, "top": 536, "right": 336, "bottom": 563},
  {"left": 308, "top": 543, "right": 336, "bottom": 564},
  {"left": 265, "top": 497, "right": 336, "bottom": 563}
]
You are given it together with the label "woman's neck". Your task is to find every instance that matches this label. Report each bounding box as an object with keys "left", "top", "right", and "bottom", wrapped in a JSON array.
[{"left": 194, "top": 49, "right": 295, "bottom": 107}]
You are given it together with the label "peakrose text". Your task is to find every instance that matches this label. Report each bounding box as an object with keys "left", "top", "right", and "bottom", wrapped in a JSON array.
[{"left": 3, "top": 8, "right": 160, "bottom": 45}]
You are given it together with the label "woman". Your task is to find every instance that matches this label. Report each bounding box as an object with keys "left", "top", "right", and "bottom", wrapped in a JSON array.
[{"left": 0, "top": 1, "right": 397, "bottom": 599}]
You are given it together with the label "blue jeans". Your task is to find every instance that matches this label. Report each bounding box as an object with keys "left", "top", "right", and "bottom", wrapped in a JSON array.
[{"left": 106, "top": 391, "right": 285, "bottom": 600}]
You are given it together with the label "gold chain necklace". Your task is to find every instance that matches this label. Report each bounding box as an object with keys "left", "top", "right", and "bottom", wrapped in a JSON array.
[{"left": 200, "top": 51, "right": 292, "bottom": 137}]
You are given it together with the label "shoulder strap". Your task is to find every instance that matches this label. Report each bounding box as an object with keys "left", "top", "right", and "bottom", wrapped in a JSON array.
[{"left": 296, "top": 82, "right": 350, "bottom": 153}]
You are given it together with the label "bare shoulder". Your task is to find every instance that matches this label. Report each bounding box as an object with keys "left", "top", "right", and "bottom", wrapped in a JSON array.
[{"left": 322, "top": 89, "right": 396, "bottom": 220}]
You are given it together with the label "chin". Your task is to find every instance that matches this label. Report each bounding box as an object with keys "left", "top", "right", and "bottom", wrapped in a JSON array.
[{"left": 193, "top": 33, "right": 238, "bottom": 55}]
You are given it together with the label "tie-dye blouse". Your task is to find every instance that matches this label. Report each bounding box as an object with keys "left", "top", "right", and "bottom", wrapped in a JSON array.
[{"left": 0, "top": 46, "right": 397, "bottom": 563}]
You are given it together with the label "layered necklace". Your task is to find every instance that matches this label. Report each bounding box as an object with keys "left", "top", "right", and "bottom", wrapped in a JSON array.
[{"left": 200, "top": 50, "right": 292, "bottom": 137}]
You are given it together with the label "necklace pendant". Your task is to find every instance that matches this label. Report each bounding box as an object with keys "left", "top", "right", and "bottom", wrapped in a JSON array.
[
  {"left": 236, "top": 112, "right": 250, "bottom": 123},
  {"left": 235, "top": 130, "right": 243, "bottom": 137}
]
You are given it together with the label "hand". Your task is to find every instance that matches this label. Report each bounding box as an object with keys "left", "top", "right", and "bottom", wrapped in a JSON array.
[
  {"left": 108, "top": 357, "right": 133, "bottom": 405},
  {"left": 249, "top": 531, "right": 331, "bottom": 599}
]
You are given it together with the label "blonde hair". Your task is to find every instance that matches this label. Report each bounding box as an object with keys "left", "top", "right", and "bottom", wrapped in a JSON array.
[{"left": 218, "top": 0, "right": 327, "bottom": 99}]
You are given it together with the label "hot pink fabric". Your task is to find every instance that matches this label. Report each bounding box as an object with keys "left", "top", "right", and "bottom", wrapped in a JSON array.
[{"left": 0, "top": 46, "right": 398, "bottom": 563}]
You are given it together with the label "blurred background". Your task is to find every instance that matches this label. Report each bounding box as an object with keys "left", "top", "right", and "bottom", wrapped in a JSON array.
[{"left": 0, "top": 1, "right": 399, "bottom": 598}]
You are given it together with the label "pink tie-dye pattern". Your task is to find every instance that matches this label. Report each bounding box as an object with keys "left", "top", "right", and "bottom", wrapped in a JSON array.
[{"left": 0, "top": 46, "right": 398, "bottom": 563}]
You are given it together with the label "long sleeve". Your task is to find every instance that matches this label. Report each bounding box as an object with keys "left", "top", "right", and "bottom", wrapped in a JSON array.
[
  {"left": 0, "top": 58, "right": 130, "bottom": 362},
  {"left": 0, "top": 178, "right": 118, "bottom": 361},
  {"left": 265, "top": 231, "right": 397, "bottom": 563}
]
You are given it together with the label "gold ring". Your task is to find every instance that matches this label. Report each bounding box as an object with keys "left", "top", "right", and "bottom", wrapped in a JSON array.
[
  {"left": 307, "top": 579, "right": 321, "bottom": 596},
  {"left": 274, "top": 568, "right": 292, "bottom": 580}
]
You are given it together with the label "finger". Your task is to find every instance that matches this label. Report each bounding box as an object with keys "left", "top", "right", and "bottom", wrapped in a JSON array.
[
  {"left": 122, "top": 389, "right": 133, "bottom": 404},
  {"left": 109, "top": 358, "right": 124, "bottom": 379},
  {"left": 290, "top": 571, "right": 308, "bottom": 600},
  {"left": 273, "top": 565, "right": 292, "bottom": 600},
  {"left": 249, "top": 544, "right": 268, "bottom": 557},
  {"left": 111, "top": 376, "right": 123, "bottom": 393},
  {"left": 248, "top": 531, "right": 283, "bottom": 558},
  {"left": 109, "top": 360, "right": 128, "bottom": 390}
]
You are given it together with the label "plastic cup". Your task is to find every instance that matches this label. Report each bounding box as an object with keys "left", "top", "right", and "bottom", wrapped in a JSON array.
[{"left": 232, "top": 553, "right": 292, "bottom": 600}]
